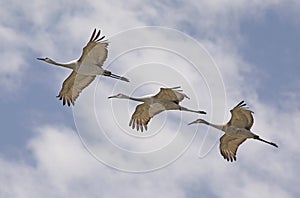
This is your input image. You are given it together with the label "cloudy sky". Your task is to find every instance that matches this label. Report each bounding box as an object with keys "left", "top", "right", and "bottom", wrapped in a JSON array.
[{"left": 1, "top": 0, "right": 300, "bottom": 197}]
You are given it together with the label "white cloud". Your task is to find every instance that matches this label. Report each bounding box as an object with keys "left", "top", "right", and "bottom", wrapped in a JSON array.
[
  {"left": 1, "top": 119, "right": 298, "bottom": 198},
  {"left": 0, "top": 125, "right": 190, "bottom": 198},
  {"left": 0, "top": 25, "right": 28, "bottom": 94}
]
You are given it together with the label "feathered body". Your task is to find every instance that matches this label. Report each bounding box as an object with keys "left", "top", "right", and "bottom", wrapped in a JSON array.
[
  {"left": 189, "top": 101, "right": 278, "bottom": 162},
  {"left": 108, "top": 86, "right": 206, "bottom": 132},
  {"left": 37, "top": 28, "right": 129, "bottom": 106}
]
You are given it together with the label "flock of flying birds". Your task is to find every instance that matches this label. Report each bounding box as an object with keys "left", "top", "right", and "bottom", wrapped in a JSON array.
[{"left": 37, "top": 28, "right": 278, "bottom": 162}]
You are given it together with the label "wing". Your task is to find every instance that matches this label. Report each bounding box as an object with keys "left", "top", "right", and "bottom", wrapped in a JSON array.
[
  {"left": 219, "top": 134, "right": 247, "bottom": 162},
  {"left": 227, "top": 101, "right": 254, "bottom": 130},
  {"left": 129, "top": 103, "right": 165, "bottom": 132},
  {"left": 78, "top": 29, "right": 108, "bottom": 67},
  {"left": 57, "top": 71, "right": 96, "bottom": 106},
  {"left": 153, "top": 86, "right": 189, "bottom": 103}
]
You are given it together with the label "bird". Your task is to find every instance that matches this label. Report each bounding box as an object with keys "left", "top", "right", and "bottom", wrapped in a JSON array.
[
  {"left": 188, "top": 101, "right": 278, "bottom": 162},
  {"left": 108, "top": 86, "right": 206, "bottom": 132},
  {"left": 37, "top": 28, "right": 129, "bottom": 106}
]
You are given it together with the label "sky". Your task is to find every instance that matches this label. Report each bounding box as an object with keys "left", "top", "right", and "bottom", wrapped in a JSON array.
[{"left": 1, "top": 0, "right": 300, "bottom": 197}]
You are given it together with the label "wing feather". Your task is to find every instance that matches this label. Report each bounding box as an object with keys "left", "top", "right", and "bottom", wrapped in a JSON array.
[
  {"left": 57, "top": 71, "right": 95, "bottom": 106},
  {"left": 228, "top": 101, "right": 254, "bottom": 129},
  {"left": 219, "top": 134, "right": 247, "bottom": 162},
  {"left": 129, "top": 103, "right": 166, "bottom": 132},
  {"left": 154, "top": 86, "right": 189, "bottom": 103},
  {"left": 78, "top": 29, "right": 108, "bottom": 67}
]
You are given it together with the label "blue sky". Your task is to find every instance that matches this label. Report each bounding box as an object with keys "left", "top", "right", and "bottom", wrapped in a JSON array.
[{"left": 1, "top": 0, "right": 300, "bottom": 197}]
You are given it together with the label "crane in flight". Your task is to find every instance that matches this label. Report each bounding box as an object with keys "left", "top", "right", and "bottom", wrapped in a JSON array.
[
  {"left": 188, "top": 101, "right": 278, "bottom": 162},
  {"left": 108, "top": 86, "right": 206, "bottom": 132},
  {"left": 37, "top": 28, "right": 129, "bottom": 106}
]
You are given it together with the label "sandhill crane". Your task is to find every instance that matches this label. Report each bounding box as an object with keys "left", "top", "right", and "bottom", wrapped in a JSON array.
[
  {"left": 188, "top": 101, "right": 278, "bottom": 162},
  {"left": 108, "top": 86, "right": 206, "bottom": 132},
  {"left": 37, "top": 28, "right": 129, "bottom": 106}
]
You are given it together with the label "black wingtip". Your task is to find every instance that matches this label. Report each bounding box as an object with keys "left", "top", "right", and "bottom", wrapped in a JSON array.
[
  {"left": 96, "top": 35, "right": 105, "bottom": 42},
  {"left": 90, "top": 28, "right": 97, "bottom": 42},
  {"left": 237, "top": 100, "right": 245, "bottom": 107},
  {"left": 94, "top": 29, "right": 101, "bottom": 40}
]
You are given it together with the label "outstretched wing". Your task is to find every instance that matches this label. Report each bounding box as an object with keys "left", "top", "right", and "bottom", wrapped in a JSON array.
[
  {"left": 227, "top": 101, "right": 254, "bottom": 130},
  {"left": 219, "top": 134, "right": 247, "bottom": 162},
  {"left": 57, "top": 71, "right": 95, "bottom": 106},
  {"left": 154, "top": 86, "right": 189, "bottom": 103},
  {"left": 78, "top": 29, "right": 108, "bottom": 67},
  {"left": 129, "top": 103, "right": 166, "bottom": 132}
]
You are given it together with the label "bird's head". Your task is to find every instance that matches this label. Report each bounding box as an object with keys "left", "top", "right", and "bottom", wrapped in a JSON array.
[
  {"left": 37, "top": 57, "right": 55, "bottom": 64},
  {"left": 107, "top": 93, "right": 129, "bottom": 99},
  {"left": 188, "top": 118, "right": 208, "bottom": 125}
]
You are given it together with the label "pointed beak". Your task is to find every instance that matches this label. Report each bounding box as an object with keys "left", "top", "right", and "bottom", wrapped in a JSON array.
[
  {"left": 107, "top": 95, "right": 117, "bottom": 99},
  {"left": 188, "top": 120, "right": 198, "bottom": 125},
  {"left": 37, "top": 58, "right": 45, "bottom": 61}
]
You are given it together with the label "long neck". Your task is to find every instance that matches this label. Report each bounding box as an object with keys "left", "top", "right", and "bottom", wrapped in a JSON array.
[
  {"left": 128, "top": 96, "right": 148, "bottom": 102},
  {"left": 202, "top": 120, "right": 225, "bottom": 131},
  {"left": 118, "top": 94, "right": 146, "bottom": 102},
  {"left": 49, "top": 60, "right": 76, "bottom": 69}
]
